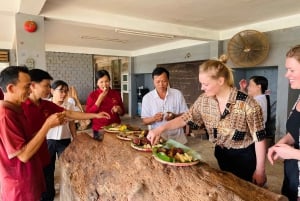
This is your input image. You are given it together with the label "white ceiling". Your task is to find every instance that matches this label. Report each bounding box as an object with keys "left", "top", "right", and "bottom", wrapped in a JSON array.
[{"left": 1, "top": 0, "right": 300, "bottom": 56}]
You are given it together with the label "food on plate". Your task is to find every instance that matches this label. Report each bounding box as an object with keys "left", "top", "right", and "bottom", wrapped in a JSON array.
[
  {"left": 164, "top": 112, "right": 175, "bottom": 121},
  {"left": 117, "top": 129, "right": 149, "bottom": 141},
  {"left": 131, "top": 136, "right": 152, "bottom": 151},
  {"left": 132, "top": 136, "right": 151, "bottom": 147},
  {"left": 126, "top": 124, "right": 141, "bottom": 131},
  {"left": 106, "top": 123, "right": 143, "bottom": 132},
  {"left": 132, "top": 135, "right": 165, "bottom": 150},
  {"left": 152, "top": 139, "right": 201, "bottom": 166},
  {"left": 105, "top": 123, "right": 122, "bottom": 131},
  {"left": 156, "top": 147, "right": 195, "bottom": 163}
]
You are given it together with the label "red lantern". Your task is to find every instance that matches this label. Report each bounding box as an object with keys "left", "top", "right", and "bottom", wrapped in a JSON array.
[{"left": 24, "top": 20, "right": 37, "bottom": 33}]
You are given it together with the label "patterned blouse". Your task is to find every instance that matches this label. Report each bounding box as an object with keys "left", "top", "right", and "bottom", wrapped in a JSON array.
[{"left": 182, "top": 88, "right": 266, "bottom": 149}]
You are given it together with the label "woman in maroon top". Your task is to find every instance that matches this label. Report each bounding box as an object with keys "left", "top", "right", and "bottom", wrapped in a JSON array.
[{"left": 86, "top": 70, "right": 124, "bottom": 131}]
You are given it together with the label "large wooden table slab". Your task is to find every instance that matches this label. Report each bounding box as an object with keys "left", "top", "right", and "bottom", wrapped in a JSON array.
[{"left": 59, "top": 132, "right": 287, "bottom": 201}]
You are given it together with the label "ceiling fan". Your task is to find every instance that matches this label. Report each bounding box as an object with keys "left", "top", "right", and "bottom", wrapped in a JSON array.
[{"left": 227, "top": 30, "right": 270, "bottom": 67}]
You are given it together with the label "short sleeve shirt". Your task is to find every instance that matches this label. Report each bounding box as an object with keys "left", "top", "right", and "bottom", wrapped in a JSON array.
[
  {"left": 181, "top": 88, "right": 266, "bottom": 149},
  {"left": 22, "top": 98, "right": 64, "bottom": 167},
  {"left": 141, "top": 88, "right": 188, "bottom": 144},
  {"left": 0, "top": 101, "right": 45, "bottom": 201},
  {"left": 47, "top": 100, "right": 77, "bottom": 140},
  {"left": 254, "top": 94, "right": 268, "bottom": 124}
]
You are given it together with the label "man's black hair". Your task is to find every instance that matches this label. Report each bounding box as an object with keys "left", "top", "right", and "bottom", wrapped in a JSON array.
[
  {"left": 152, "top": 67, "right": 169, "bottom": 79},
  {"left": 29, "top": 69, "right": 53, "bottom": 82},
  {"left": 0, "top": 66, "right": 29, "bottom": 92}
]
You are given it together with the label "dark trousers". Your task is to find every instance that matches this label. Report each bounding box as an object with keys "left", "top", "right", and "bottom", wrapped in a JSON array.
[
  {"left": 282, "top": 159, "right": 299, "bottom": 201},
  {"left": 41, "top": 139, "right": 71, "bottom": 201},
  {"left": 214, "top": 143, "right": 256, "bottom": 182}
]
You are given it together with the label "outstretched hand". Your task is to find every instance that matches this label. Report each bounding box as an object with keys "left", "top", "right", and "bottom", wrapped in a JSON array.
[
  {"left": 97, "top": 111, "right": 110, "bottom": 119},
  {"left": 46, "top": 111, "right": 67, "bottom": 128},
  {"left": 239, "top": 79, "right": 247, "bottom": 92},
  {"left": 147, "top": 129, "right": 161, "bottom": 145}
]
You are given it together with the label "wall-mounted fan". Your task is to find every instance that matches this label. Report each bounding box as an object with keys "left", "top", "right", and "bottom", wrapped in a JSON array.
[{"left": 227, "top": 30, "right": 269, "bottom": 67}]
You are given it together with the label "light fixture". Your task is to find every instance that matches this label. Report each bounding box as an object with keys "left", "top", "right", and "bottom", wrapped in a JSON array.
[
  {"left": 80, "top": 35, "right": 127, "bottom": 43},
  {"left": 115, "top": 29, "right": 175, "bottom": 39}
]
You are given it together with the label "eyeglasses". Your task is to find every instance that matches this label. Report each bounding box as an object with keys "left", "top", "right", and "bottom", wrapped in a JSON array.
[{"left": 55, "top": 88, "right": 69, "bottom": 93}]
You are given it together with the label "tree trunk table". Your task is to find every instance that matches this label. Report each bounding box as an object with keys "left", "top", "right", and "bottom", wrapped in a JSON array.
[{"left": 59, "top": 132, "right": 287, "bottom": 201}]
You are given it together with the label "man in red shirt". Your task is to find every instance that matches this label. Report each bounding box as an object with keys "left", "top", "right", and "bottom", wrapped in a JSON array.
[
  {"left": 0, "top": 66, "right": 65, "bottom": 201},
  {"left": 22, "top": 68, "right": 110, "bottom": 201}
]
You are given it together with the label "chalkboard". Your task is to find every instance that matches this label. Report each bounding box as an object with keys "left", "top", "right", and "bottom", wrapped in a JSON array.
[{"left": 157, "top": 60, "right": 205, "bottom": 107}]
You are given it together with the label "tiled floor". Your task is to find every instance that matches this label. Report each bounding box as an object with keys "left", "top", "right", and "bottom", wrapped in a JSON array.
[{"left": 53, "top": 116, "right": 284, "bottom": 200}]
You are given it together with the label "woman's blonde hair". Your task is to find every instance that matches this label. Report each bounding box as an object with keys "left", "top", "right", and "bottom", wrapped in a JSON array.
[
  {"left": 199, "top": 54, "right": 234, "bottom": 87},
  {"left": 286, "top": 45, "right": 300, "bottom": 63}
]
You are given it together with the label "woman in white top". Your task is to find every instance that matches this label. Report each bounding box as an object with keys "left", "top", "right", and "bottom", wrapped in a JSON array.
[
  {"left": 46, "top": 80, "right": 78, "bottom": 198},
  {"left": 47, "top": 80, "right": 77, "bottom": 143},
  {"left": 240, "top": 76, "right": 271, "bottom": 131}
]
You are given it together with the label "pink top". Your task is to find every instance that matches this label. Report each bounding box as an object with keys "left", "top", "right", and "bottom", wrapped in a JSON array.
[
  {"left": 22, "top": 98, "right": 64, "bottom": 167},
  {"left": 0, "top": 101, "right": 45, "bottom": 201},
  {"left": 86, "top": 88, "right": 124, "bottom": 130}
]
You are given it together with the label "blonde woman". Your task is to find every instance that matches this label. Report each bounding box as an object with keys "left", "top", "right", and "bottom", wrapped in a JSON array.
[
  {"left": 148, "top": 55, "right": 267, "bottom": 187},
  {"left": 268, "top": 45, "right": 300, "bottom": 200}
]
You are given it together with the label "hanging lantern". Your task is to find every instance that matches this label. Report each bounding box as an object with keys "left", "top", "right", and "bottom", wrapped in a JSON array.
[{"left": 24, "top": 20, "right": 37, "bottom": 33}]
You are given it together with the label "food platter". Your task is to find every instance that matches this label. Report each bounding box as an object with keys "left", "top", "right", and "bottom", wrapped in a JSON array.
[
  {"left": 103, "top": 123, "right": 143, "bottom": 134},
  {"left": 153, "top": 154, "right": 200, "bottom": 166},
  {"left": 116, "top": 133, "right": 132, "bottom": 141},
  {"left": 116, "top": 132, "right": 138, "bottom": 141},
  {"left": 104, "top": 128, "right": 120, "bottom": 133},
  {"left": 103, "top": 124, "right": 121, "bottom": 133},
  {"left": 130, "top": 142, "right": 152, "bottom": 152},
  {"left": 116, "top": 130, "right": 146, "bottom": 141},
  {"left": 152, "top": 139, "right": 202, "bottom": 167}
]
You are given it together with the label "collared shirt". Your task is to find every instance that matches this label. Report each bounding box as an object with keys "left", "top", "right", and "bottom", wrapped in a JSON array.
[
  {"left": 0, "top": 101, "right": 45, "bottom": 201},
  {"left": 142, "top": 87, "right": 188, "bottom": 144},
  {"left": 181, "top": 88, "right": 266, "bottom": 149},
  {"left": 22, "top": 98, "right": 64, "bottom": 167}
]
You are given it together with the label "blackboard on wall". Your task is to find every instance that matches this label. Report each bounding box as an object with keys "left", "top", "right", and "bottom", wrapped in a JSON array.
[{"left": 157, "top": 60, "right": 205, "bottom": 107}]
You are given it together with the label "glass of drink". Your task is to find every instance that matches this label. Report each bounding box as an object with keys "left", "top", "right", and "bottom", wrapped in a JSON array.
[{"left": 93, "top": 129, "right": 104, "bottom": 141}]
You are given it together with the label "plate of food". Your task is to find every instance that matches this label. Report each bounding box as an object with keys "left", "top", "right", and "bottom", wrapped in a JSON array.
[
  {"left": 131, "top": 136, "right": 166, "bottom": 152},
  {"left": 116, "top": 130, "right": 148, "bottom": 141},
  {"left": 152, "top": 139, "right": 202, "bottom": 166},
  {"left": 103, "top": 123, "right": 124, "bottom": 133},
  {"left": 131, "top": 137, "right": 153, "bottom": 152},
  {"left": 104, "top": 123, "right": 143, "bottom": 134}
]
